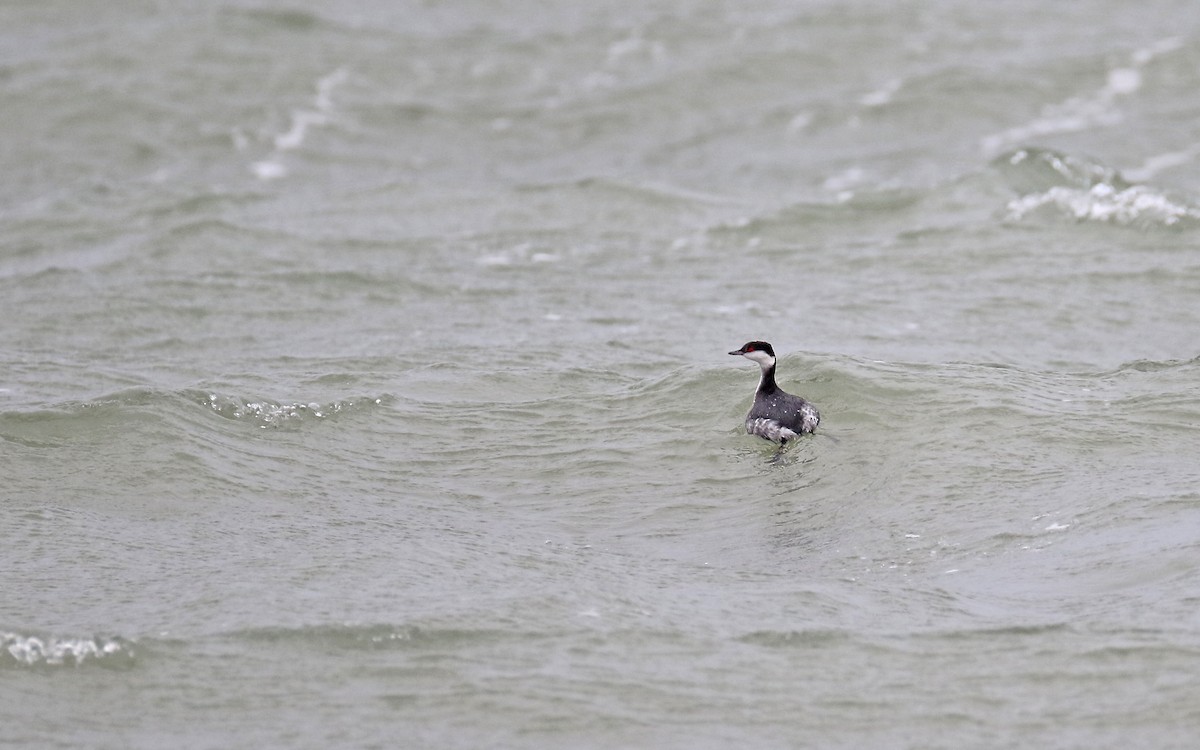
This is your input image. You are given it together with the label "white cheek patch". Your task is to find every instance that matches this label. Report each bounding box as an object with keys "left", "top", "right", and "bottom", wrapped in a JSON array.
[{"left": 742, "top": 350, "right": 775, "bottom": 368}]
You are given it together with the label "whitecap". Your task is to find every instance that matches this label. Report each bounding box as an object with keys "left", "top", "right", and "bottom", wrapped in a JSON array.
[
  {"left": 203, "top": 392, "right": 382, "bottom": 427},
  {"left": 2, "top": 631, "right": 133, "bottom": 668},
  {"left": 247, "top": 67, "right": 349, "bottom": 180},
  {"left": 1005, "top": 182, "right": 1200, "bottom": 226}
]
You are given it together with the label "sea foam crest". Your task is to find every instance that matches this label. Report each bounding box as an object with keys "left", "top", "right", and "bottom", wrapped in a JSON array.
[
  {"left": 1006, "top": 182, "right": 1200, "bottom": 226},
  {"left": 204, "top": 393, "right": 382, "bottom": 427},
  {"left": 245, "top": 68, "right": 348, "bottom": 180},
  {"left": 996, "top": 147, "right": 1200, "bottom": 227},
  {"left": 1, "top": 631, "right": 133, "bottom": 668}
]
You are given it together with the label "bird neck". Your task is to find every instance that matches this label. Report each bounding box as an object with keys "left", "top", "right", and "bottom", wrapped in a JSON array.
[{"left": 757, "top": 360, "right": 779, "bottom": 395}]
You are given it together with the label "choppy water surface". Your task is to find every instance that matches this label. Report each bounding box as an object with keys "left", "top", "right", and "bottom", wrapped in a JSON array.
[{"left": 4, "top": 1, "right": 1200, "bottom": 747}]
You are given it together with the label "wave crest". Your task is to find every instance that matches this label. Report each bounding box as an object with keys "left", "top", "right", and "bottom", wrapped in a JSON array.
[
  {"left": 1, "top": 631, "right": 135, "bottom": 669},
  {"left": 996, "top": 148, "right": 1200, "bottom": 227},
  {"left": 200, "top": 392, "right": 384, "bottom": 428}
]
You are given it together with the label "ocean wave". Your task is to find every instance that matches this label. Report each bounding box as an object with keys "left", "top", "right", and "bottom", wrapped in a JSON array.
[
  {"left": 1109, "top": 355, "right": 1200, "bottom": 374},
  {"left": 995, "top": 147, "right": 1200, "bottom": 227},
  {"left": 737, "top": 629, "right": 857, "bottom": 648},
  {"left": 1, "top": 630, "right": 135, "bottom": 669},
  {"left": 227, "top": 623, "right": 524, "bottom": 651},
  {"left": 197, "top": 391, "right": 384, "bottom": 428},
  {"left": 705, "top": 187, "right": 928, "bottom": 244},
  {"left": 1005, "top": 182, "right": 1200, "bottom": 227},
  {"left": 238, "top": 67, "right": 349, "bottom": 181},
  {"left": 980, "top": 38, "right": 1183, "bottom": 156},
  {"left": 0, "top": 387, "right": 388, "bottom": 443}
]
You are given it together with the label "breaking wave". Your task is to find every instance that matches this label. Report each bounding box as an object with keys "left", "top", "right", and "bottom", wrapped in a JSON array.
[{"left": 1, "top": 630, "right": 135, "bottom": 670}]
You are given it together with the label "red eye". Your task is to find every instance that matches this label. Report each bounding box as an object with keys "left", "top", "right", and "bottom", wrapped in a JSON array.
[{"left": 745, "top": 344, "right": 755, "bottom": 352}]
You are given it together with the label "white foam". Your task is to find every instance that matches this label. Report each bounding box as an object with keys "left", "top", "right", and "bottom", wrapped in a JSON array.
[
  {"left": 1105, "top": 67, "right": 1141, "bottom": 95},
  {"left": 205, "top": 393, "right": 369, "bottom": 425},
  {"left": 860, "top": 78, "right": 902, "bottom": 108},
  {"left": 251, "top": 160, "right": 287, "bottom": 180},
  {"left": 1005, "top": 182, "right": 1200, "bottom": 226},
  {"left": 274, "top": 109, "right": 330, "bottom": 151},
  {"left": 477, "top": 243, "right": 562, "bottom": 267},
  {"left": 823, "top": 167, "right": 866, "bottom": 192},
  {"left": 2, "top": 632, "right": 131, "bottom": 667},
  {"left": 314, "top": 68, "right": 348, "bottom": 111},
  {"left": 1131, "top": 36, "right": 1183, "bottom": 66},
  {"left": 249, "top": 68, "right": 348, "bottom": 180}
]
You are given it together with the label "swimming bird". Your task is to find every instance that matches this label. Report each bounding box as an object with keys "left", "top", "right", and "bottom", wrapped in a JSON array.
[{"left": 729, "top": 341, "right": 820, "bottom": 443}]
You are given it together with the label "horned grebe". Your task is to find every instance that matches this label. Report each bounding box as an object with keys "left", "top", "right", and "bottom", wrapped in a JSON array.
[{"left": 729, "top": 341, "right": 820, "bottom": 443}]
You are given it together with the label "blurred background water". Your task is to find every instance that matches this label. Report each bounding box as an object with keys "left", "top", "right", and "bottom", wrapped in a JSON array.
[{"left": 3, "top": 1, "right": 1200, "bottom": 748}]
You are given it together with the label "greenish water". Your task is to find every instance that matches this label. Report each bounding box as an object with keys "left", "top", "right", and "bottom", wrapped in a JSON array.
[{"left": 4, "top": 2, "right": 1200, "bottom": 748}]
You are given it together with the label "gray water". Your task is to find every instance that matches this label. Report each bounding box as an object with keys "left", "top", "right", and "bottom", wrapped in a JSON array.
[{"left": 4, "top": 2, "right": 1200, "bottom": 748}]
